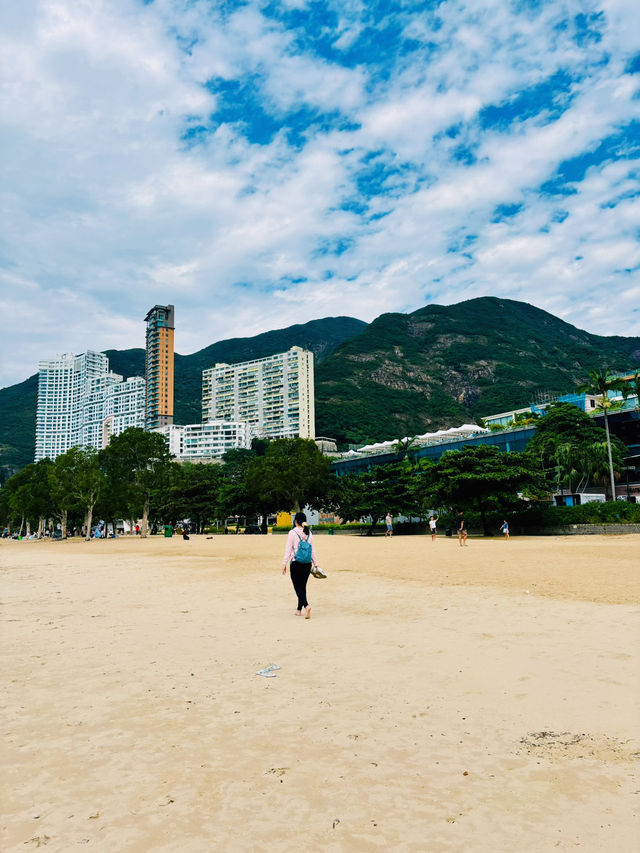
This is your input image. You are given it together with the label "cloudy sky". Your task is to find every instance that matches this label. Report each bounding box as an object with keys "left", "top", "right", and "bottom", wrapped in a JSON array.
[{"left": 1, "top": 0, "right": 639, "bottom": 388}]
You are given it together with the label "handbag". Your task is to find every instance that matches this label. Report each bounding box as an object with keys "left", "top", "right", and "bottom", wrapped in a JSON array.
[{"left": 310, "top": 565, "right": 327, "bottom": 579}]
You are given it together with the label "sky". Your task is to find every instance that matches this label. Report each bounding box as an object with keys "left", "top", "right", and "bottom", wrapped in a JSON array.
[{"left": 1, "top": 0, "right": 639, "bottom": 388}]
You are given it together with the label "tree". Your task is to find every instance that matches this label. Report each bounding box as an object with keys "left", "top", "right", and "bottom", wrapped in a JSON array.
[
  {"left": 333, "top": 461, "right": 421, "bottom": 534},
  {"left": 394, "top": 436, "right": 418, "bottom": 460},
  {"left": 246, "top": 439, "right": 332, "bottom": 532},
  {"left": 42, "top": 447, "right": 106, "bottom": 538},
  {"left": 627, "top": 371, "right": 639, "bottom": 409},
  {"left": 552, "top": 441, "right": 584, "bottom": 494},
  {"left": 0, "top": 459, "right": 55, "bottom": 535},
  {"left": 166, "top": 463, "right": 221, "bottom": 533},
  {"left": 72, "top": 448, "right": 105, "bottom": 539},
  {"left": 526, "top": 402, "right": 625, "bottom": 497},
  {"left": 48, "top": 450, "right": 83, "bottom": 537},
  {"left": 216, "top": 448, "right": 259, "bottom": 523},
  {"left": 99, "top": 428, "right": 173, "bottom": 536},
  {"left": 431, "top": 445, "right": 548, "bottom": 534},
  {"left": 508, "top": 411, "right": 540, "bottom": 428},
  {"left": 30, "top": 458, "right": 55, "bottom": 536},
  {"left": 5, "top": 464, "right": 37, "bottom": 535},
  {"left": 577, "top": 369, "right": 630, "bottom": 500}
]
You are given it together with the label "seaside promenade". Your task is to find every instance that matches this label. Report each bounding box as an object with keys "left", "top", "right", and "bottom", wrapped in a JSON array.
[{"left": 2, "top": 534, "right": 638, "bottom": 851}]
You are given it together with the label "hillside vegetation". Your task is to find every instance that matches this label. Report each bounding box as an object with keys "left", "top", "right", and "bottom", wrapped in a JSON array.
[
  {"left": 2, "top": 299, "right": 638, "bottom": 471},
  {"left": 0, "top": 317, "right": 366, "bottom": 472},
  {"left": 314, "top": 297, "right": 640, "bottom": 445}
]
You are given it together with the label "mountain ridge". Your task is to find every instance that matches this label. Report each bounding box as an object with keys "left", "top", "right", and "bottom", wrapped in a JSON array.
[
  {"left": 1, "top": 299, "right": 638, "bottom": 473},
  {"left": 314, "top": 297, "right": 640, "bottom": 444},
  {"left": 0, "top": 316, "right": 367, "bottom": 473}
]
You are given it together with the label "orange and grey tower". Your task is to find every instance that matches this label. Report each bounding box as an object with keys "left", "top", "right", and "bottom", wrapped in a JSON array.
[{"left": 144, "top": 304, "right": 174, "bottom": 430}]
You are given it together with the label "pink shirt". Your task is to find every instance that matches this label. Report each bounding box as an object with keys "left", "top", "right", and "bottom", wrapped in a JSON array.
[{"left": 282, "top": 527, "right": 319, "bottom": 567}]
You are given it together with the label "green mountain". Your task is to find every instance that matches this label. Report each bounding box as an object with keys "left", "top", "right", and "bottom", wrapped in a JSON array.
[
  {"left": 0, "top": 374, "right": 38, "bottom": 482},
  {"left": 106, "top": 316, "right": 368, "bottom": 424},
  {"left": 0, "top": 316, "right": 367, "bottom": 474},
  {"left": 2, "top": 299, "right": 638, "bottom": 475},
  {"left": 314, "top": 297, "right": 640, "bottom": 445}
]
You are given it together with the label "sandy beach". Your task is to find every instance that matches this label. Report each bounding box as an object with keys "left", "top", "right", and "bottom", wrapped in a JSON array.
[{"left": 1, "top": 533, "right": 639, "bottom": 852}]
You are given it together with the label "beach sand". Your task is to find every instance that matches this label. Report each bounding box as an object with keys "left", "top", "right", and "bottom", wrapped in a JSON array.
[{"left": 1, "top": 533, "right": 638, "bottom": 852}]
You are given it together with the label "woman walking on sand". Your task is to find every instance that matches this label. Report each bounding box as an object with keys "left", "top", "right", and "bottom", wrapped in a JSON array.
[{"left": 282, "top": 512, "right": 320, "bottom": 619}]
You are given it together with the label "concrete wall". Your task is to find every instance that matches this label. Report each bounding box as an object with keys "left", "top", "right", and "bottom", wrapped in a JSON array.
[{"left": 525, "top": 523, "right": 640, "bottom": 536}]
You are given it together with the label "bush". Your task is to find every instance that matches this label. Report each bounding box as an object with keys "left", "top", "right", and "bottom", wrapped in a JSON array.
[
  {"left": 430, "top": 502, "right": 640, "bottom": 534},
  {"left": 519, "top": 501, "right": 640, "bottom": 527}
]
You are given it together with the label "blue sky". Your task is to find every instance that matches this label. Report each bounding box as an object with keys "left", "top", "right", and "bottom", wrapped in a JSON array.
[{"left": 1, "top": 0, "right": 639, "bottom": 387}]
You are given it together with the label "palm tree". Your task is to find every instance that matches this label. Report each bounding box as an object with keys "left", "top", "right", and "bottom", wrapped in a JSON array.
[
  {"left": 631, "top": 372, "right": 640, "bottom": 410},
  {"left": 394, "top": 436, "right": 418, "bottom": 461},
  {"left": 577, "top": 368, "right": 629, "bottom": 500},
  {"left": 586, "top": 440, "right": 617, "bottom": 494},
  {"left": 553, "top": 441, "right": 581, "bottom": 493}
]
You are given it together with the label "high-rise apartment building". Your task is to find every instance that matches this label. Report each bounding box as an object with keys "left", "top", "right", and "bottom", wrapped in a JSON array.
[
  {"left": 202, "top": 346, "right": 315, "bottom": 440},
  {"left": 145, "top": 304, "right": 174, "bottom": 430},
  {"left": 35, "top": 352, "right": 145, "bottom": 461}
]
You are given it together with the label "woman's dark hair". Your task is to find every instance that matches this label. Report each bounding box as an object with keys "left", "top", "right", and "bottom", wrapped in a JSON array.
[{"left": 294, "top": 511, "right": 309, "bottom": 536}]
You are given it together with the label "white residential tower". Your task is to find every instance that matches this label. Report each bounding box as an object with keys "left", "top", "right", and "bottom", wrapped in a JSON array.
[
  {"left": 201, "top": 346, "right": 315, "bottom": 440},
  {"left": 35, "top": 351, "right": 145, "bottom": 461}
]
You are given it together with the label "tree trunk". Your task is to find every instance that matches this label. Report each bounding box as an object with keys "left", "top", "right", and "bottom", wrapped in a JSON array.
[
  {"left": 61, "top": 509, "right": 68, "bottom": 539},
  {"left": 26, "top": 520, "right": 31, "bottom": 536},
  {"left": 86, "top": 505, "right": 94, "bottom": 541},
  {"left": 478, "top": 501, "right": 488, "bottom": 536},
  {"left": 38, "top": 517, "right": 45, "bottom": 538},
  {"left": 603, "top": 411, "right": 616, "bottom": 501},
  {"left": 141, "top": 500, "right": 149, "bottom": 537},
  {"left": 18, "top": 515, "right": 25, "bottom": 536}
]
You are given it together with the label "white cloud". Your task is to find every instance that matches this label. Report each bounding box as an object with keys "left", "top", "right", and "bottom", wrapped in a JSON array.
[{"left": 1, "top": 0, "right": 639, "bottom": 389}]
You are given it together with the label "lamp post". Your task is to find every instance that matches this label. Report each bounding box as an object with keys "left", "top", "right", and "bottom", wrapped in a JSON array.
[{"left": 622, "top": 466, "right": 635, "bottom": 502}]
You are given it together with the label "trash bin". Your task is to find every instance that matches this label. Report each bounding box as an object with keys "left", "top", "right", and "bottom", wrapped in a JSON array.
[
  {"left": 164, "top": 525, "right": 173, "bottom": 538},
  {"left": 445, "top": 527, "right": 452, "bottom": 537},
  {"left": 328, "top": 528, "right": 334, "bottom": 535}
]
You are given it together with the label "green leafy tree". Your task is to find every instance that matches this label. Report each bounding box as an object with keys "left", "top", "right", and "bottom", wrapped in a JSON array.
[
  {"left": 3, "top": 459, "right": 54, "bottom": 536},
  {"left": 576, "top": 369, "right": 630, "bottom": 500},
  {"left": 166, "top": 463, "right": 222, "bottom": 533},
  {"left": 526, "top": 402, "right": 625, "bottom": 497},
  {"left": 0, "top": 485, "right": 9, "bottom": 531},
  {"left": 246, "top": 439, "right": 332, "bottom": 532},
  {"left": 508, "top": 411, "right": 540, "bottom": 428},
  {"left": 411, "top": 457, "right": 440, "bottom": 517},
  {"left": 5, "top": 464, "right": 38, "bottom": 535},
  {"left": 99, "top": 428, "right": 173, "bottom": 536},
  {"left": 216, "top": 448, "right": 259, "bottom": 523},
  {"left": 43, "top": 447, "right": 105, "bottom": 538},
  {"left": 585, "top": 440, "right": 623, "bottom": 495},
  {"left": 333, "top": 471, "right": 388, "bottom": 534},
  {"left": 30, "top": 458, "right": 55, "bottom": 536},
  {"left": 334, "top": 462, "right": 421, "bottom": 534},
  {"left": 48, "top": 449, "right": 86, "bottom": 537},
  {"left": 552, "top": 441, "right": 584, "bottom": 494},
  {"left": 394, "top": 436, "right": 419, "bottom": 460},
  {"left": 151, "top": 461, "right": 186, "bottom": 527},
  {"left": 431, "top": 445, "right": 548, "bottom": 534},
  {"left": 71, "top": 448, "right": 106, "bottom": 539},
  {"left": 250, "top": 437, "right": 270, "bottom": 457},
  {"left": 630, "top": 372, "right": 640, "bottom": 408}
]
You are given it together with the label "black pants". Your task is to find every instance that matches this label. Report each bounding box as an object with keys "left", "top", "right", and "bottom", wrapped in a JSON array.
[{"left": 290, "top": 561, "right": 311, "bottom": 610}]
